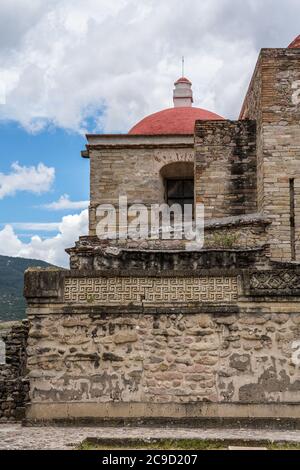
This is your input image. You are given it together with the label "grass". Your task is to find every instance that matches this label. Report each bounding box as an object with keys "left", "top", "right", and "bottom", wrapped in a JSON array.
[
  {"left": 77, "top": 438, "right": 300, "bottom": 451},
  {"left": 207, "top": 231, "right": 240, "bottom": 249}
]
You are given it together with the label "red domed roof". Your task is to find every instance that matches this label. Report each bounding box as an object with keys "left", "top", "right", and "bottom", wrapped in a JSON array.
[
  {"left": 129, "top": 107, "right": 224, "bottom": 135},
  {"left": 288, "top": 35, "right": 300, "bottom": 48}
]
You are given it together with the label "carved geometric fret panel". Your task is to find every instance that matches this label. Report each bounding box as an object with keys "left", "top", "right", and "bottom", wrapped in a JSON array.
[
  {"left": 64, "top": 276, "right": 238, "bottom": 304},
  {"left": 250, "top": 271, "right": 300, "bottom": 295}
]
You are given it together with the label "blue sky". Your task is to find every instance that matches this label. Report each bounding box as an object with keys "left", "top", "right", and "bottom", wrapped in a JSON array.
[
  {"left": 0, "top": 121, "right": 90, "bottom": 266},
  {"left": 0, "top": 122, "right": 88, "bottom": 235},
  {"left": 0, "top": 0, "right": 299, "bottom": 266}
]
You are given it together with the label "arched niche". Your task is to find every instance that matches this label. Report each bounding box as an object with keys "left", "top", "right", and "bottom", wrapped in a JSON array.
[{"left": 159, "top": 161, "right": 194, "bottom": 208}]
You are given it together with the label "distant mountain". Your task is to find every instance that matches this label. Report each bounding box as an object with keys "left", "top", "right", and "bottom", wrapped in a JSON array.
[{"left": 0, "top": 255, "right": 54, "bottom": 322}]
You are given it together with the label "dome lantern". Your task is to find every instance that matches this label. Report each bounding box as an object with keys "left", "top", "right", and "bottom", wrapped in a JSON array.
[
  {"left": 128, "top": 72, "right": 224, "bottom": 135},
  {"left": 173, "top": 76, "right": 194, "bottom": 108}
]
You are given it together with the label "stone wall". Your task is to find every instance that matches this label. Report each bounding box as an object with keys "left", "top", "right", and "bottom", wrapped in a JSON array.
[
  {"left": 241, "top": 48, "right": 300, "bottom": 262},
  {"left": 88, "top": 136, "right": 194, "bottom": 236},
  {"left": 0, "top": 321, "right": 29, "bottom": 422},
  {"left": 26, "top": 311, "right": 300, "bottom": 408},
  {"left": 67, "top": 214, "right": 270, "bottom": 269},
  {"left": 24, "top": 254, "right": 300, "bottom": 423},
  {"left": 194, "top": 120, "right": 257, "bottom": 219},
  {"left": 66, "top": 240, "right": 267, "bottom": 274},
  {"left": 204, "top": 214, "right": 269, "bottom": 250},
  {"left": 20, "top": 47, "right": 300, "bottom": 425}
]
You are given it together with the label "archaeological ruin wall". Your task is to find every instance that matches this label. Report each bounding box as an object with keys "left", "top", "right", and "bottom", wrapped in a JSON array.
[
  {"left": 87, "top": 135, "right": 194, "bottom": 236},
  {"left": 194, "top": 120, "right": 257, "bottom": 219},
  {"left": 0, "top": 322, "right": 29, "bottom": 422},
  {"left": 241, "top": 48, "right": 300, "bottom": 262},
  {"left": 23, "top": 250, "right": 300, "bottom": 424}
]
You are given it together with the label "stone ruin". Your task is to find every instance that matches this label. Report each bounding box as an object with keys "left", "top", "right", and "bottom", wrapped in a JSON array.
[{"left": 2, "top": 37, "right": 300, "bottom": 425}]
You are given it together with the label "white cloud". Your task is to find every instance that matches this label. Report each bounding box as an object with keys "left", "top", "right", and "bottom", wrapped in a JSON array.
[
  {"left": 0, "top": 162, "right": 55, "bottom": 199},
  {"left": 0, "top": 0, "right": 299, "bottom": 133},
  {"left": 43, "top": 194, "right": 89, "bottom": 211},
  {"left": 0, "top": 0, "right": 58, "bottom": 52},
  {"left": 0, "top": 209, "right": 88, "bottom": 267},
  {"left": 0, "top": 225, "right": 23, "bottom": 256},
  {"left": 11, "top": 222, "right": 60, "bottom": 231}
]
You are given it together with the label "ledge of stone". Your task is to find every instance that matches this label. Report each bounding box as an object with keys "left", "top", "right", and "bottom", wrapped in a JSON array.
[
  {"left": 205, "top": 213, "right": 271, "bottom": 230},
  {"left": 24, "top": 268, "right": 65, "bottom": 300}
]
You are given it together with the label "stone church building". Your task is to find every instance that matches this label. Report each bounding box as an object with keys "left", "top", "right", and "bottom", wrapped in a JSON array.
[{"left": 2, "top": 35, "right": 300, "bottom": 424}]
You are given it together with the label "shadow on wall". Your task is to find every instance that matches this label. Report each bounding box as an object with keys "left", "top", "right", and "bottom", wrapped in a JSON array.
[{"left": 159, "top": 162, "right": 194, "bottom": 206}]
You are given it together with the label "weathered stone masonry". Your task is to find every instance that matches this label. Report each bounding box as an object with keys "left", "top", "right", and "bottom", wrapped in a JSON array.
[
  {"left": 0, "top": 322, "right": 29, "bottom": 422},
  {"left": 19, "top": 40, "right": 300, "bottom": 423},
  {"left": 87, "top": 136, "right": 194, "bottom": 236},
  {"left": 26, "top": 311, "right": 300, "bottom": 406},
  {"left": 195, "top": 120, "right": 257, "bottom": 218},
  {"left": 24, "top": 249, "right": 300, "bottom": 422},
  {"left": 241, "top": 48, "right": 300, "bottom": 261}
]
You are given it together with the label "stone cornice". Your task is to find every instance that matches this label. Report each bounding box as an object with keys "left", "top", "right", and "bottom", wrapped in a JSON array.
[
  {"left": 83, "top": 134, "right": 194, "bottom": 156},
  {"left": 86, "top": 143, "right": 194, "bottom": 151}
]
